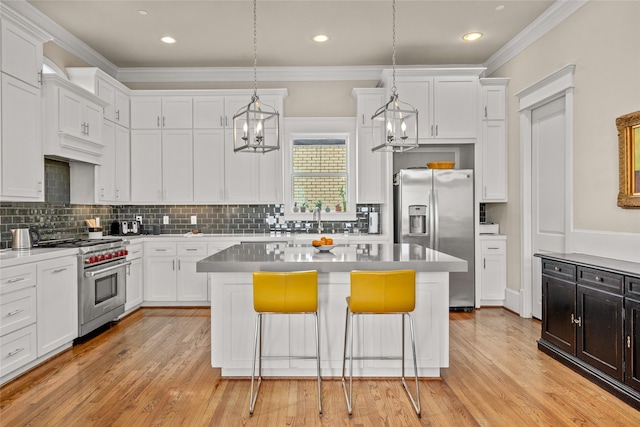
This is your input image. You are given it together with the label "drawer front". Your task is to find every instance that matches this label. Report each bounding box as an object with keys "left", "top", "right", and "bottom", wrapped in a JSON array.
[
  {"left": 145, "top": 242, "right": 177, "bottom": 257},
  {"left": 541, "top": 259, "right": 576, "bottom": 281},
  {"left": 0, "top": 287, "right": 37, "bottom": 337},
  {"left": 577, "top": 267, "right": 623, "bottom": 294},
  {"left": 177, "top": 242, "right": 207, "bottom": 256},
  {"left": 1, "top": 264, "right": 36, "bottom": 294},
  {"left": 481, "top": 240, "right": 505, "bottom": 255},
  {"left": 0, "top": 324, "right": 37, "bottom": 377},
  {"left": 126, "top": 243, "right": 144, "bottom": 260},
  {"left": 626, "top": 275, "right": 640, "bottom": 299}
]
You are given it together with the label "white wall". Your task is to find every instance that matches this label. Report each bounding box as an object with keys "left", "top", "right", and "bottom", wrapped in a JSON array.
[{"left": 489, "top": 0, "right": 640, "bottom": 295}]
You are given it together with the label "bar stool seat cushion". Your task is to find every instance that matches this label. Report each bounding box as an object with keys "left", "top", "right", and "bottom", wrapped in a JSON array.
[
  {"left": 253, "top": 271, "right": 318, "bottom": 313},
  {"left": 349, "top": 270, "right": 415, "bottom": 313}
]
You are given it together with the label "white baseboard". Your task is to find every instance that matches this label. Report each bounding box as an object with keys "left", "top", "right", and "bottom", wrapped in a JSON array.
[
  {"left": 570, "top": 229, "right": 640, "bottom": 263},
  {"left": 504, "top": 288, "right": 521, "bottom": 315}
]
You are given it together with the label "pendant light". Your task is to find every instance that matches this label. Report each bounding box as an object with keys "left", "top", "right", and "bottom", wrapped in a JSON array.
[
  {"left": 371, "top": 0, "right": 418, "bottom": 153},
  {"left": 233, "top": 0, "right": 280, "bottom": 153}
]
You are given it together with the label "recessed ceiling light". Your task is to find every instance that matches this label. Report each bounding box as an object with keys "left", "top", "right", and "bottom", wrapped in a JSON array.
[
  {"left": 138, "top": 10, "right": 148, "bottom": 16},
  {"left": 462, "top": 32, "right": 483, "bottom": 42},
  {"left": 495, "top": 5, "right": 505, "bottom": 11},
  {"left": 161, "top": 36, "right": 177, "bottom": 44},
  {"left": 312, "top": 34, "right": 330, "bottom": 43}
]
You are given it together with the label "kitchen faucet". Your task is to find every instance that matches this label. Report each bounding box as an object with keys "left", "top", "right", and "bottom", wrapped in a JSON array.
[{"left": 313, "top": 207, "right": 323, "bottom": 234}]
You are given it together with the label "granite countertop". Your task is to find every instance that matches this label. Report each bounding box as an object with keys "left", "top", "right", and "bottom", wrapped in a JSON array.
[
  {"left": 197, "top": 242, "right": 467, "bottom": 274},
  {"left": 534, "top": 252, "right": 640, "bottom": 277}
]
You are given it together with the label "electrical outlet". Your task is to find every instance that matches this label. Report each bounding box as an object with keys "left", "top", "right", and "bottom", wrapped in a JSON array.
[
  {"left": 163, "top": 216, "right": 169, "bottom": 225},
  {"left": 136, "top": 215, "right": 142, "bottom": 223},
  {"left": 190, "top": 215, "right": 197, "bottom": 225}
]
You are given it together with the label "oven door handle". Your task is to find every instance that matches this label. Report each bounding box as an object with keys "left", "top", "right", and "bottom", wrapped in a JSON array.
[{"left": 84, "top": 261, "right": 131, "bottom": 277}]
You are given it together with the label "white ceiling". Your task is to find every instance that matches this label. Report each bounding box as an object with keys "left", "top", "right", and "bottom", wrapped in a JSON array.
[{"left": 25, "top": 0, "right": 555, "bottom": 70}]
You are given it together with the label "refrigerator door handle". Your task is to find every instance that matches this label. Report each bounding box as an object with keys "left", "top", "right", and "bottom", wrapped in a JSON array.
[
  {"left": 433, "top": 189, "right": 440, "bottom": 251},
  {"left": 428, "top": 190, "right": 435, "bottom": 249}
]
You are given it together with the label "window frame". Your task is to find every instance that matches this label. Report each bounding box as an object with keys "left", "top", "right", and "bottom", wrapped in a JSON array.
[{"left": 283, "top": 117, "right": 357, "bottom": 221}]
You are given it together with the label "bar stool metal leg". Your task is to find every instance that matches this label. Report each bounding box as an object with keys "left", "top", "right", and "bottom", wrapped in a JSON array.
[
  {"left": 249, "top": 313, "right": 263, "bottom": 416},
  {"left": 314, "top": 311, "right": 323, "bottom": 416},
  {"left": 341, "top": 307, "right": 354, "bottom": 418},
  {"left": 401, "top": 313, "right": 421, "bottom": 417}
]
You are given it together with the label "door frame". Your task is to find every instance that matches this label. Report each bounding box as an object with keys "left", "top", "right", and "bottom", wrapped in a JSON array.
[{"left": 516, "top": 64, "right": 575, "bottom": 318}]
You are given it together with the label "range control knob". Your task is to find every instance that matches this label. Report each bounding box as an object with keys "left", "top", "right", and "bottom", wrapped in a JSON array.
[{"left": 100, "top": 254, "right": 106, "bottom": 261}]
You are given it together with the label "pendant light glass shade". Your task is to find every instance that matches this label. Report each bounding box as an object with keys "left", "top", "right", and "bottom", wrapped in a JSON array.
[
  {"left": 233, "top": 95, "right": 280, "bottom": 153},
  {"left": 232, "top": 0, "right": 280, "bottom": 153},
  {"left": 371, "top": 93, "right": 418, "bottom": 152},
  {"left": 371, "top": 0, "right": 418, "bottom": 153}
]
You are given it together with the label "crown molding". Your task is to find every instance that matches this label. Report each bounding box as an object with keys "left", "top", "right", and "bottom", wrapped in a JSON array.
[
  {"left": 0, "top": 2, "right": 51, "bottom": 42},
  {"left": 116, "top": 66, "right": 385, "bottom": 83},
  {"left": 483, "top": 0, "right": 589, "bottom": 76},
  {"left": 3, "top": 0, "right": 119, "bottom": 77}
]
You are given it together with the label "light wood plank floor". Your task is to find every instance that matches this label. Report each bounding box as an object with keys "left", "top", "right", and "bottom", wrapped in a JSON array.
[{"left": 1, "top": 308, "right": 639, "bottom": 426}]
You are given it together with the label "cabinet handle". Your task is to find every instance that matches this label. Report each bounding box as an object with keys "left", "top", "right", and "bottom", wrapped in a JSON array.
[
  {"left": 53, "top": 268, "right": 67, "bottom": 274},
  {"left": 178, "top": 260, "right": 181, "bottom": 270},
  {"left": 116, "top": 110, "right": 120, "bottom": 121},
  {"left": 571, "top": 314, "right": 581, "bottom": 327},
  {"left": 155, "top": 248, "right": 168, "bottom": 252},
  {"left": 7, "top": 277, "right": 25, "bottom": 284},
  {"left": 115, "top": 189, "right": 120, "bottom": 199},
  {"left": 163, "top": 116, "right": 166, "bottom": 127},
  {"left": 185, "top": 248, "right": 198, "bottom": 251},
  {"left": 554, "top": 266, "right": 561, "bottom": 272},
  {"left": 7, "top": 308, "right": 24, "bottom": 317},
  {"left": 38, "top": 181, "right": 43, "bottom": 193},
  {"left": 435, "top": 124, "right": 438, "bottom": 136},
  {"left": 362, "top": 114, "right": 365, "bottom": 125},
  {"left": 594, "top": 276, "right": 601, "bottom": 282},
  {"left": 220, "top": 116, "right": 223, "bottom": 127},
  {"left": 38, "top": 70, "right": 43, "bottom": 85},
  {"left": 100, "top": 187, "right": 105, "bottom": 198},
  {"left": 488, "top": 247, "right": 499, "bottom": 250},
  {"left": 126, "top": 264, "right": 131, "bottom": 276},
  {"left": 483, "top": 258, "right": 486, "bottom": 269},
  {"left": 225, "top": 116, "right": 228, "bottom": 127},
  {"left": 628, "top": 336, "right": 632, "bottom": 348},
  {"left": 484, "top": 106, "right": 488, "bottom": 118},
  {"left": 157, "top": 116, "right": 160, "bottom": 127},
  {"left": 172, "top": 260, "right": 176, "bottom": 270},
  {"left": 7, "top": 347, "right": 25, "bottom": 357},
  {"left": 430, "top": 125, "right": 434, "bottom": 136}
]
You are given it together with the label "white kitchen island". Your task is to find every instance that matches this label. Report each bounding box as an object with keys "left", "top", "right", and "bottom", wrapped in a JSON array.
[{"left": 196, "top": 242, "right": 467, "bottom": 378}]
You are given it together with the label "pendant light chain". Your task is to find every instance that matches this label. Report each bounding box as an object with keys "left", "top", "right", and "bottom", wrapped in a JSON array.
[
  {"left": 252, "top": 0, "right": 258, "bottom": 99},
  {"left": 391, "top": 0, "right": 397, "bottom": 96}
]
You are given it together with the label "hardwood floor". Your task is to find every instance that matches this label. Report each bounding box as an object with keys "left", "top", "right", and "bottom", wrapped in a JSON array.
[{"left": 1, "top": 307, "right": 639, "bottom": 426}]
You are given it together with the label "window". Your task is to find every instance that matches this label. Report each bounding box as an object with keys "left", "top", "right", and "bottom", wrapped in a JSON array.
[{"left": 284, "top": 118, "right": 356, "bottom": 220}]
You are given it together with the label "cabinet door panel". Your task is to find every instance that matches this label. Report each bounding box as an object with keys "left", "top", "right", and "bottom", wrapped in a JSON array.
[
  {"left": 98, "top": 119, "right": 116, "bottom": 201},
  {"left": 83, "top": 102, "right": 103, "bottom": 144},
  {"left": 541, "top": 275, "right": 575, "bottom": 354},
  {"left": 177, "top": 257, "right": 208, "bottom": 301},
  {"left": 162, "top": 97, "right": 192, "bottom": 129},
  {"left": 114, "top": 90, "right": 130, "bottom": 128},
  {"left": 162, "top": 130, "right": 193, "bottom": 202},
  {"left": 394, "top": 80, "right": 431, "bottom": 141},
  {"left": 433, "top": 77, "right": 477, "bottom": 139},
  {"left": 224, "top": 132, "right": 258, "bottom": 202},
  {"left": 481, "top": 120, "right": 507, "bottom": 201},
  {"left": 193, "top": 130, "right": 225, "bottom": 202},
  {"left": 1, "top": 75, "right": 43, "bottom": 200},
  {"left": 625, "top": 299, "right": 640, "bottom": 392},
  {"left": 130, "top": 130, "right": 162, "bottom": 202},
  {"left": 97, "top": 78, "right": 115, "bottom": 121},
  {"left": 114, "top": 125, "right": 131, "bottom": 202},
  {"left": 193, "top": 96, "right": 224, "bottom": 129},
  {"left": 1, "top": 21, "right": 42, "bottom": 87},
  {"left": 258, "top": 129, "right": 282, "bottom": 203},
  {"left": 144, "top": 257, "right": 177, "bottom": 301},
  {"left": 576, "top": 285, "right": 624, "bottom": 381},
  {"left": 131, "top": 97, "right": 161, "bottom": 129},
  {"left": 356, "top": 127, "right": 387, "bottom": 203},
  {"left": 59, "top": 88, "right": 83, "bottom": 137}
]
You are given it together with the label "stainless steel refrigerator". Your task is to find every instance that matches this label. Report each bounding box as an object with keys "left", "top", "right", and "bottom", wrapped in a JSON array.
[{"left": 394, "top": 168, "right": 475, "bottom": 310}]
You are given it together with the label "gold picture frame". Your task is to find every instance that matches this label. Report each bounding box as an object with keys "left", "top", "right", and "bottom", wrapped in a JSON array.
[{"left": 617, "top": 110, "right": 640, "bottom": 208}]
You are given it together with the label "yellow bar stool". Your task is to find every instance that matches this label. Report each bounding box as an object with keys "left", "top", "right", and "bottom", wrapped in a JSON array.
[
  {"left": 341, "top": 269, "right": 421, "bottom": 418},
  {"left": 250, "top": 270, "right": 323, "bottom": 417}
]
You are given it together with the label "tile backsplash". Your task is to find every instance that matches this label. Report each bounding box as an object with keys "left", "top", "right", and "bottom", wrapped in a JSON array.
[{"left": 0, "top": 159, "right": 380, "bottom": 249}]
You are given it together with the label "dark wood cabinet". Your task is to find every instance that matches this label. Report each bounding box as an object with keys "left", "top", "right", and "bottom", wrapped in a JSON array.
[
  {"left": 536, "top": 253, "right": 640, "bottom": 409},
  {"left": 625, "top": 298, "right": 640, "bottom": 393}
]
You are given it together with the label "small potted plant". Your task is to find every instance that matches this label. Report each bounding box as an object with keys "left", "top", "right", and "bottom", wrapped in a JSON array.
[
  {"left": 293, "top": 202, "right": 299, "bottom": 213},
  {"left": 315, "top": 200, "right": 322, "bottom": 211},
  {"left": 338, "top": 185, "right": 347, "bottom": 212},
  {"left": 300, "top": 201, "right": 309, "bottom": 212}
]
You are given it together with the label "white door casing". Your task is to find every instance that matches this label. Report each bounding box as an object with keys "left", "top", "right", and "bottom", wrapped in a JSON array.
[{"left": 517, "top": 65, "right": 575, "bottom": 319}]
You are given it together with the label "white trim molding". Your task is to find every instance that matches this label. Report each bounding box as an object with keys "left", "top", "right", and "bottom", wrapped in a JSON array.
[
  {"left": 517, "top": 64, "right": 576, "bottom": 319},
  {"left": 484, "top": 0, "right": 589, "bottom": 75},
  {"left": 570, "top": 229, "right": 640, "bottom": 264}
]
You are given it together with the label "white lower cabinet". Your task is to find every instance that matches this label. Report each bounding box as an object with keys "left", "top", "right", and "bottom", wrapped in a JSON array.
[
  {"left": 144, "top": 242, "right": 209, "bottom": 304},
  {"left": 36, "top": 257, "right": 78, "bottom": 357},
  {"left": 0, "top": 264, "right": 37, "bottom": 379},
  {"left": 479, "top": 237, "right": 507, "bottom": 306},
  {"left": 125, "top": 243, "right": 144, "bottom": 312}
]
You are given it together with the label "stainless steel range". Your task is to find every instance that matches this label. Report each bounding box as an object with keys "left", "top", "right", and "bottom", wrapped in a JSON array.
[{"left": 39, "top": 238, "right": 130, "bottom": 337}]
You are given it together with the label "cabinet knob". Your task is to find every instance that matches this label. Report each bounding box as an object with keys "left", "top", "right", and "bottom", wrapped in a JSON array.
[
  {"left": 594, "top": 276, "right": 601, "bottom": 282},
  {"left": 554, "top": 266, "right": 560, "bottom": 272}
]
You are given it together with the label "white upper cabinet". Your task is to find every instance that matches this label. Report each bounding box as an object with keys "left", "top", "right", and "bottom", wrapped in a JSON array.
[
  {"left": 384, "top": 70, "right": 481, "bottom": 143},
  {"left": 353, "top": 88, "right": 388, "bottom": 204},
  {"left": 0, "top": 74, "right": 43, "bottom": 201},
  {"left": 1, "top": 19, "right": 44, "bottom": 88},
  {"left": 193, "top": 96, "right": 225, "bottom": 129},
  {"left": 193, "top": 129, "right": 225, "bottom": 202},
  {"left": 479, "top": 78, "right": 509, "bottom": 202},
  {"left": 66, "top": 67, "right": 131, "bottom": 128},
  {"left": 130, "top": 96, "right": 193, "bottom": 129}
]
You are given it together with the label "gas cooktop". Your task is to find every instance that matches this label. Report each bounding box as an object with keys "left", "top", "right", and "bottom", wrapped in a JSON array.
[{"left": 38, "top": 238, "right": 123, "bottom": 248}]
